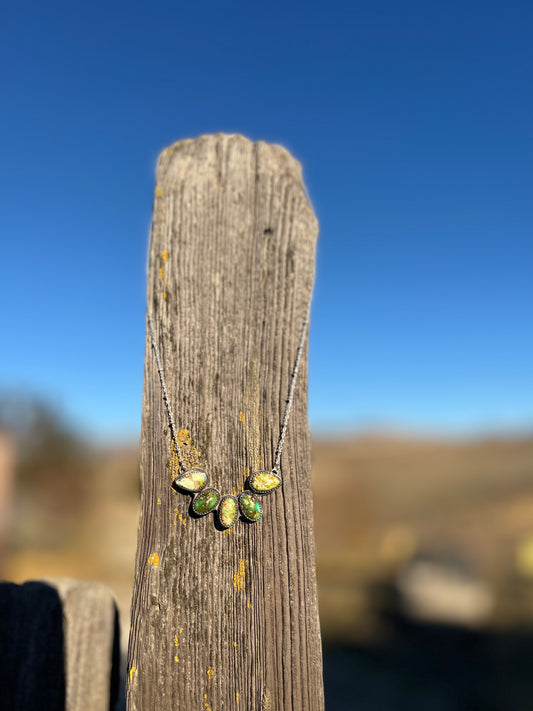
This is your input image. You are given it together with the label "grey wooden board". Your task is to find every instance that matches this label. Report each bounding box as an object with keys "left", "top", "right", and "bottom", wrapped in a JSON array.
[
  {"left": 47, "top": 578, "right": 120, "bottom": 711},
  {"left": 127, "top": 134, "right": 324, "bottom": 710}
]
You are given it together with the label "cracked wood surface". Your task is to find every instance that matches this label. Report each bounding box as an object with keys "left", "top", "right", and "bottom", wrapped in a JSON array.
[{"left": 127, "top": 133, "right": 324, "bottom": 710}]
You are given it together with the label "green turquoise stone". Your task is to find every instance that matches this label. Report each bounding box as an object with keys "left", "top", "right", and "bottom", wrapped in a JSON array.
[
  {"left": 239, "top": 492, "right": 262, "bottom": 522},
  {"left": 174, "top": 468, "right": 207, "bottom": 492},
  {"left": 218, "top": 495, "right": 238, "bottom": 529},
  {"left": 193, "top": 488, "right": 219, "bottom": 515},
  {"left": 249, "top": 471, "right": 281, "bottom": 494}
]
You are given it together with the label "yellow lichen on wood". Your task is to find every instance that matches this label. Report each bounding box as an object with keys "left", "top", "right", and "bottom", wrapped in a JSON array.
[
  {"left": 236, "top": 692, "right": 241, "bottom": 703},
  {"left": 174, "top": 635, "right": 179, "bottom": 647},
  {"left": 174, "top": 655, "right": 179, "bottom": 663},
  {"left": 169, "top": 441, "right": 180, "bottom": 478},
  {"left": 233, "top": 559, "right": 246, "bottom": 591},
  {"left": 207, "top": 666, "right": 214, "bottom": 684},
  {"left": 143, "top": 552, "right": 160, "bottom": 577},
  {"left": 159, "top": 267, "right": 165, "bottom": 281},
  {"left": 239, "top": 410, "right": 245, "bottom": 423},
  {"left": 178, "top": 428, "right": 200, "bottom": 456},
  {"left": 173, "top": 510, "right": 187, "bottom": 527},
  {"left": 247, "top": 602, "right": 251, "bottom": 609},
  {"left": 147, "top": 552, "right": 160, "bottom": 567},
  {"left": 129, "top": 667, "right": 136, "bottom": 682},
  {"left": 169, "top": 430, "right": 202, "bottom": 476},
  {"left": 163, "top": 292, "right": 168, "bottom": 300},
  {"left": 232, "top": 641, "right": 238, "bottom": 650},
  {"left": 157, "top": 498, "right": 161, "bottom": 505},
  {"left": 155, "top": 185, "right": 164, "bottom": 198},
  {"left": 162, "top": 250, "right": 168, "bottom": 262}
]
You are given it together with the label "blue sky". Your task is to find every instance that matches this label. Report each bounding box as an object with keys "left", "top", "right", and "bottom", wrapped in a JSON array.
[{"left": 1, "top": 0, "right": 532, "bottom": 440}]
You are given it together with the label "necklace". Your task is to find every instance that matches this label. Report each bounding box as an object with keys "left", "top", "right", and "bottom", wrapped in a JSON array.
[{"left": 147, "top": 296, "right": 311, "bottom": 529}]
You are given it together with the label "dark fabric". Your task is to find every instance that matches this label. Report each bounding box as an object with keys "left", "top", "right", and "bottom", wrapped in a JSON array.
[{"left": 0, "top": 581, "right": 65, "bottom": 711}]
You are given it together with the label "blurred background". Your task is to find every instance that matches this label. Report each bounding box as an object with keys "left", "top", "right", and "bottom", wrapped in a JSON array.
[{"left": 1, "top": 1, "right": 532, "bottom": 709}]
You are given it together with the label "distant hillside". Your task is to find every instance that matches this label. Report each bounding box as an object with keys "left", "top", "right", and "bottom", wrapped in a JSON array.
[
  {"left": 311, "top": 434, "right": 533, "bottom": 640},
  {"left": 5, "top": 432, "right": 533, "bottom": 645}
]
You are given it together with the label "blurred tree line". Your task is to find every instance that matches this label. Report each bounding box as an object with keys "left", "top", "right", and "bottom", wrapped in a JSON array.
[{"left": 0, "top": 392, "right": 94, "bottom": 549}]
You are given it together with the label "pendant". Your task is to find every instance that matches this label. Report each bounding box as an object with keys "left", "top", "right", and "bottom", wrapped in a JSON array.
[
  {"left": 173, "top": 468, "right": 208, "bottom": 493},
  {"left": 238, "top": 491, "right": 262, "bottom": 522},
  {"left": 192, "top": 488, "right": 220, "bottom": 516},
  {"left": 248, "top": 470, "right": 282, "bottom": 495},
  {"left": 218, "top": 495, "right": 238, "bottom": 529}
]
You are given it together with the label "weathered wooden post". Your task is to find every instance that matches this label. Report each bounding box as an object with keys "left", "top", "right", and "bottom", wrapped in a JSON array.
[{"left": 127, "top": 134, "right": 324, "bottom": 710}]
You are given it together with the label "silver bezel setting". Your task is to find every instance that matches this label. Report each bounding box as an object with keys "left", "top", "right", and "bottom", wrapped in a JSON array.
[
  {"left": 248, "top": 470, "right": 282, "bottom": 496},
  {"left": 191, "top": 487, "right": 220, "bottom": 517},
  {"left": 217, "top": 494, "right": 239, "bottom": 529},
  {"left": 238, "top": 490, "right": 262, "bottom": 522},
  {"left": 172, "top": 467, "right": 208, "bottom": 494}
]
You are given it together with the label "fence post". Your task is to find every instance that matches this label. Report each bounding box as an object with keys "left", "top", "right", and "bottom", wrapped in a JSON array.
[{"left": 127, "top": 133, "right": 324, "bottom": 710}]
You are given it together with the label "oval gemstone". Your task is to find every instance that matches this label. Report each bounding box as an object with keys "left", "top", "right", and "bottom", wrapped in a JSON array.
[
  {"left": 218, "top": 495, "right": 238, "bottom": 529},
  {"left": 192, "top": 488, "right": 219, "bottom": 516},
  {"left": 249, "top": 471, "right": 281, "bottom": 494},
  {"left": 239, "top": 492, "right": 262, "bottom": 522},
  {"left": 173, "top": 468, "right": 207, "bottom": 493}
]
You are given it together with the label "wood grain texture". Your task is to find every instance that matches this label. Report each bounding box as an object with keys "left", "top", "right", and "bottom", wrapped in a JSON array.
[
  {"left": 127, "top": 134, "right": 323, "bottom": 710},
  {"left": 47, "top": 578, "right": 120, "bottom": 711}
]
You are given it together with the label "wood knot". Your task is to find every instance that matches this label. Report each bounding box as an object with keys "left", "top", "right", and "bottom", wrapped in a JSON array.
[{"left": 261, "top": 687, "right": 272, "bottom": 710}]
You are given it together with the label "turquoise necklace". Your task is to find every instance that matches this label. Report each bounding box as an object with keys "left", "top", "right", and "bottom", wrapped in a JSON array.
[{"left": 147, "top": 297, "right": 311, "bottom": 529}]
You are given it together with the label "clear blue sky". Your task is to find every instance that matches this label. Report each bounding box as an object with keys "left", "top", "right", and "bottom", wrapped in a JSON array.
[{"left": 1, "top": 1, "right": 532, "bottom": 440}]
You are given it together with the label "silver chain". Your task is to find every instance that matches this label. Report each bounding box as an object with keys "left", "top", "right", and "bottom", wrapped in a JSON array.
[
  {"left": 147, "top": 313, "right": 186, "bottom": 473},
  {"left": 272, "top": 297, "right": 312, "bottom": 473},
  {"left": 148, "top": 296, "right": 312, "bottom": 478}
]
